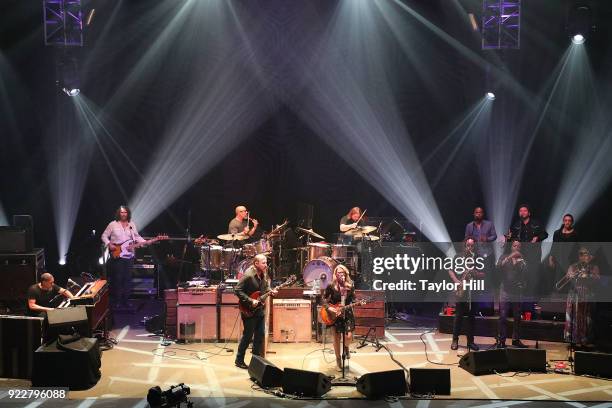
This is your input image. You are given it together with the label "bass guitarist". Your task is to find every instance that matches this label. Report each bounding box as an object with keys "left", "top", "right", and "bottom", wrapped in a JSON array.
[
  {"left": 234, "top": 254, "right": 277, "bottom": 369},
  {"left": 101, "top": 205, "right": 146, "bottom": 310},
  {"left": 323, "top": 264, "right": 355, "bottom": 372}
]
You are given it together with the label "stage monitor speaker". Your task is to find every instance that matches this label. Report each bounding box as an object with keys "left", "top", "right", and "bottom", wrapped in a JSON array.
[
  {"left": 459, "top": 349, "right": 508, "bottom": 376},
  {"left": 282, "top": 368, "right": 331, "bottom": 397},
  {"left": 0, "top": 315, "right": 43, "bottom": 379},
  {"left": 45, "top": 306, "right": 90, "bottom": 343},
  {"left": 248, "top": 355, "right": 283, "bottom": 388},
  {"left": 0, "top": 226, "right": 33, "bottom": 253},
  {"left": 506, "top": 348, "right": 547, "bottom": 373},
  {"left": 356, "top": 369, "right": 407, "bottom": 398},
  {"left": 575, "top": 351, "right": 612, "bottom": 379},
  {"left": 409, "top": 368, "right": 450, "bottom": 396}
]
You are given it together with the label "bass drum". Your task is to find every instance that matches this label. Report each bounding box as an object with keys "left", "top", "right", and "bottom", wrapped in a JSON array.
[{"left": 302, "top": 256, "right": 338, "bottom": 289}]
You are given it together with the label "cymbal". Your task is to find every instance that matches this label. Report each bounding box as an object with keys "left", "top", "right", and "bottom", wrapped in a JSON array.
[
  {"left": 269, "top": 220, "right": 289, "bottom": 236},
  {"left": 217, "top": 233, "right": 249, "bottom": 241},
  {"left": 345, "top": 226, "right": 377, "bottom": 236},
  {"left": 353, "top": 234, "right": 380, "bottom": 241},
  {"left": 296, "top": 227, "right": 325, "bottom": 240}
]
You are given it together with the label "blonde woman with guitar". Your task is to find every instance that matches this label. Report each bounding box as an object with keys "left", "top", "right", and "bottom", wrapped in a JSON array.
[{"left": 323, "top": 264, "right": 356, "bottom": 372}]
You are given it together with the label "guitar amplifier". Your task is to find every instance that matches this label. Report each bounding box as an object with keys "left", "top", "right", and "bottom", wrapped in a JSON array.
[
  {"left": 129, "top": 263, "right": 157, "bottom": 297},
  {"left": 177, "top": 286, "right": 218, "bottom": 305},
  {"left": 219, "top": 287, "right": 238, "bottom": 304},
  {"left": 0, "top": 249, "right": 45, "bottom": 302},
  {"left": 219, "top": 305, "right": 243, "bottom": 341},
  {"left": 0, "top": 226, "right": 33, "bottom": 253},
  {"left": 177, "top": 305, "right": 217, "bottom": 341},
  {"left": 272, "top": 299, "right": 311, "bottom": 343}
]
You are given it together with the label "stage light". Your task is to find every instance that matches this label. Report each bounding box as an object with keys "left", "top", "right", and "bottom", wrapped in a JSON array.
[
  {"left": 59, "top": 258, "right": 66, "bottom": 266},
  {"left": 572, "top": 34, "right": 585, "bottom": 45},
  {"left": 98, "top": 257, "right": 104, "bottom": 265},
  {"left": 486, "top": 92, "right": 495, "bottom": 100},
  {"left": 62, "top": 87, "right": 80, "bottom": 97}
]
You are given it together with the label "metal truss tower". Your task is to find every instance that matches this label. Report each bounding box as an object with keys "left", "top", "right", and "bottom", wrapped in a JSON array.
[
  {"left": 482, "top": 0, "right": 521, "bottom": 50},
  {"left": 43, "top": 0, "right": 83, "bottom": 47}
]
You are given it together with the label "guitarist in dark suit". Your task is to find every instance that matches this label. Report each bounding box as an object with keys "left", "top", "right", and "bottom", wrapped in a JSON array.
[
  {"left": 234, "top": 254, "right": 277, "bottom": 369},
  {"left": 448, "top": 237, "right": 482, "bottom": 351},
  {"left": 324, "top": 264, "right": 355, "bottom": 372}
]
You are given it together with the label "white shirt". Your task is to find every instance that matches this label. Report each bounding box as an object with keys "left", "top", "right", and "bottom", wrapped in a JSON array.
[{"left": 101, "top": 220, "right": 145, "bottom": 247}]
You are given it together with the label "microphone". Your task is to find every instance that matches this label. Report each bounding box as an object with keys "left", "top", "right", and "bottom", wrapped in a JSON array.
[{"left": 67, "top": 278, "right": 82, "bottom": 289}]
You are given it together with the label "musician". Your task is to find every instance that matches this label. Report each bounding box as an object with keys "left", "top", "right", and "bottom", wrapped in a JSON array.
[
  {"left": 549, "top": 214, "right": 580, "bottom": 286},
  {"left": 507, "top": 204, "right": 548, "bottom": 243},
  {"left": 465, "top": 207, "right": 497, "bottom": 243},
  {"left": 496, "top": 240, "right": 528, "bottom": 348},
  {"left": 324, "top": 264, "right": 355, "bottom": 371},
  {"left": 234, "top": 254, "right": 276, "bottom": 369},
  {"left": 228, "top": 206, "right": 258, "bottom": 237},
  {"left": 448, "top": 237, "right": 482, "bottom": 351},
  {"left": 101, "top": 205, "right": 145, "bottom": 309},
  {"left": 339, "top": 207, "right": 363, "bottom": 233},
  {"left": 563, "top": 248, "right": 600, "bottom": 349},
  {"left": 26, "top": 273, "right": 73, "bottom": 317}
]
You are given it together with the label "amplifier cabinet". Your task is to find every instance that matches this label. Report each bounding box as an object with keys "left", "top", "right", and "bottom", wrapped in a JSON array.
[
  {"left": 178, "top": 286, "right": 218, "bottom": 305},
  {"left": 177, "top": 305, "right": 217, "bottom": 341},
  {"left": 272, "top": 299, "right": 311, "bottom": 343},
  {"left": 0, "top": 315, "right": 43, "bottom": 379},
  {"left": 219, "top": 305, "right": 243, "bottom": 341},
  {"left": 130, "top": 263, "right": 157, "bottom": 297},
  {"left": 0, "top": 249, "right": 45, "bottom": 302},
  {"left": 219, "top": 288, "right": 238, "bottom": 304},
  {"left": 0, "top": 226, "right": 33, "bottom": 253}
]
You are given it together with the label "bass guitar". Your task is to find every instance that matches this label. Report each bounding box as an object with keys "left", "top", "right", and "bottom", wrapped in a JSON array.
[
  {"left": 319, "top": 298, "right": 370, "bottom": 325},
  {"left": 238, "top": 275, "right": 296, "bottom": 318},
  {"left": 110, "top": 234, "right": 168, "bottom": 259}
]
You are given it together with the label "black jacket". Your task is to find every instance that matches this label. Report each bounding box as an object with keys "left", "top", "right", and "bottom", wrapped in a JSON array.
[
  {"left": 234, "top": 267, "right": 270, "bottom": 317},
  {"left": 509, "top": 218, "right": 548, "bottom": 242}
]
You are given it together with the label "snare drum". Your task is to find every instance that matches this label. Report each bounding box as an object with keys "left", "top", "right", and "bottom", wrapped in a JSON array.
[
  {"left": 200, "top": 245, "right": 223, "bottom": 269},
  {"left": 307, "top": 242, "right": 330, "bottom": 261},
  {"left": 222, "top": 248, "right": 242, "bottom": 270},
  {"left": 254, "top": 238, "right": 271, "bottom": 254},
  {"left": 302, "top": 256, "right": 338, "bottom": 289}
]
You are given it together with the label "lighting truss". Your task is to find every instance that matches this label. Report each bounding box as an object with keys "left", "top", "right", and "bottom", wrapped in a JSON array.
[
  {"left": 482, "top": 0, "right": 520, "bottom": 49},
  {"left": 43, "top": 0, "right": 83, "bottom": 47}
]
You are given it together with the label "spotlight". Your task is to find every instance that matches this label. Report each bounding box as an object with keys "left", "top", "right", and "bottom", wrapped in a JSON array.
[
  {"left": 486, "top": 92, "right": 496, "bottom": 100},
  {"left": 62, "top": 88, "right": 80, "bottom": 97},
  {"left": 572, "top": 34, "right": 585, "bottom": 45},
  {"left": 147, "top": 383, "right": 191, "bottom": 408},
  {"left": 59, "top": 258, "right": 66, "bottom": 266}
]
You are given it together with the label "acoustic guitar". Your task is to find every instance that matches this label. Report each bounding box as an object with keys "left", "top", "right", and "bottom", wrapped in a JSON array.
[
  {"left": 238, "top": 275, "right": 296, "bottom": 318},
  {"left": 110, "top": 234, "right": 168, "bottom": 259}
]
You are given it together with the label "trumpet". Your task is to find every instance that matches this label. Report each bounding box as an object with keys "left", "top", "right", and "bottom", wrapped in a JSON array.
[{"left": 554, "top": 274, "right": 573, "bottom": 290}]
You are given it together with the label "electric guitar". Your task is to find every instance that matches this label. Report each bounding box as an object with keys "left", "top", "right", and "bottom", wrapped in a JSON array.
[
  {"left": 238, "top": 275, "right": 296, "bottom": 318},
  {"left": 110, "top": 234, "right": 168, "bottom": 259},
  {"left": 319, "top": 298, "right": 370, "bottom": 325}
]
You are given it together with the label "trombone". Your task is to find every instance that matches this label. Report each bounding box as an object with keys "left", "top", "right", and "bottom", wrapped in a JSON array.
[{"left": 555, "top": 263, "right": 588, "bottom": 290}]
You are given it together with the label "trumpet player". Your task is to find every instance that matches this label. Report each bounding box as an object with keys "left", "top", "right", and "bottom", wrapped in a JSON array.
[
  {"left": 495, "top": 240, "right": 528, "bottom": 349},
  {"left": 562, "top": 248, "right": 600, "bottom": 349}
]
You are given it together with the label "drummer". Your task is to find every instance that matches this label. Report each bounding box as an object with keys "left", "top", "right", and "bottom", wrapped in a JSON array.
[
  {"left": 339, "top": 207, "right": 363, "bottom": 233},
  {"left": 229, "top": 206, "right": 259, "bottom": 238}
]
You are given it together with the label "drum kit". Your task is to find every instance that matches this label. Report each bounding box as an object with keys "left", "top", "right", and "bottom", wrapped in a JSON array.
[{"left": 195, "top": 221, "right": 381, "bottom": 288}]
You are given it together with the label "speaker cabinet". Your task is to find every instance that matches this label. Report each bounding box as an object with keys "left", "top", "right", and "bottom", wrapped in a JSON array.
[
  {"left": 177, "top": 305, "right": 217, "bottom": 341},
  {"left": 356, "top": 369, "right": 407, "bottom": 398},
  {"left": 282, "top": 368, "right": 331, "bottom": 397},
  {"left": 506, "top": 348, "right": 547, "bottom": 373},
  {"left": 0, "top": 226, "right": 33, "bottom": 253},
  {"left": 459, "top": 349, "right": 508, "bottom": 375},
  {"left": 0, "top": 315, "right": 43, "bottom": 379},
  {"left": 0, "top": 249, "right": 45, "bottom": 302},
  {"left": 272, "top": 299, "right": 311, "bottom": 342},
  {"left": 248, "top": 355, "right": 283, "bottom": 388},
  {"left": 575, "top": 351, "right": 612, "bottom": 379},
  {"left": 219, "top": 305, "right": 243, "bottom": 341},
  {"left": 409, "top": 368, "right": 450, "bottom": 395},
  {"left": 46, "top": 306, "right": 90, "bottom": 344}
]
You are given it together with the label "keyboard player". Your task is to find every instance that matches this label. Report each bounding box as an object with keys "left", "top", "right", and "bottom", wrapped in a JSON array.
[{"left": 26, "top": 272, "right": 74, "bottom": 317}]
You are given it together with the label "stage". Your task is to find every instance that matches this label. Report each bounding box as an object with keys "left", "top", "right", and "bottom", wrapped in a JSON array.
[{"left": 3, "top": 301, "right": 612, "bottom": 407}]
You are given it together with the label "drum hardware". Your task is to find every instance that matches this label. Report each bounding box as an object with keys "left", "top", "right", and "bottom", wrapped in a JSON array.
[
  {"left": 296, "top": 227, "right": 325, "bottom": 241},
  {"left": 345, "top": 226, "right": 377, "bottom": 236}
]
